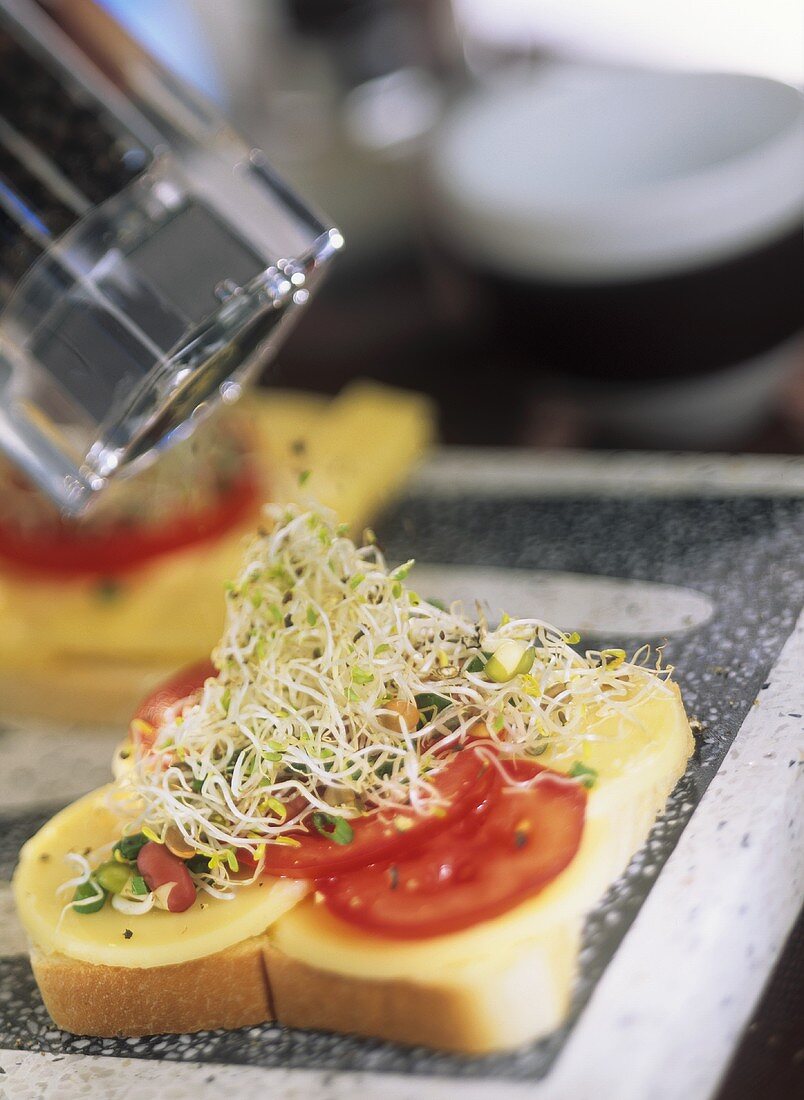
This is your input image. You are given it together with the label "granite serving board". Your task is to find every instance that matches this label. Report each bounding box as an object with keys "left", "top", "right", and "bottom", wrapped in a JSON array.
[{"left": 0, "top": 481, "right": 801, "bottom": 1084}]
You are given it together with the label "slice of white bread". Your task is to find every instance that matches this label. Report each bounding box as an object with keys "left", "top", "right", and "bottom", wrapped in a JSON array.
[{"left": 13, "top": 679, "right": 692, "bottom": 1049}]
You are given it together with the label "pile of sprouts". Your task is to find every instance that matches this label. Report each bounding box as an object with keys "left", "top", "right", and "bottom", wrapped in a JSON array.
[{"left": 107, "top": 503, "right": 672, "bottom": 896}]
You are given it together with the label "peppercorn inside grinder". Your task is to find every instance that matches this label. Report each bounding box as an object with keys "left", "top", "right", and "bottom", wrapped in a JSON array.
[{"left": 0, "top": 0, "right": 342, "bottom": 516}]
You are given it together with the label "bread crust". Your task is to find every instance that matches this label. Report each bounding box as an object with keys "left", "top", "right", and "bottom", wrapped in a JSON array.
[
  {"left": 30, "top": 937, "right": 272, "bottom": 1036},
  {"left": 28, "top": 934, "right": 554, "bottom": 1052},
  {"left": 29, "top": 937, "right": 513, "bottom": 1051},
  {"left": 264, "top": 942, "right": 494, "bottom": 1054}
]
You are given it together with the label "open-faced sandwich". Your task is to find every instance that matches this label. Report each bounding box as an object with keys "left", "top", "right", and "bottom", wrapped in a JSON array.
[
  {"left": 0, "top": 382, "right": 432, "bottom": 726},
  {"left": 13, "top": 503, "right": 693, "bottom": 1052}
]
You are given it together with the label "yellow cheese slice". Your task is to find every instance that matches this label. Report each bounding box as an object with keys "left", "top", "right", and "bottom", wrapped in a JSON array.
[
  {"left": 269, "top": 681, "right": 692, "bottom": 978},
  {"left": 0, "top": 526, "right": 250, "bottom": 665},
  {"left": 13, "top": 787, "right": 310, "bottom": 969}
]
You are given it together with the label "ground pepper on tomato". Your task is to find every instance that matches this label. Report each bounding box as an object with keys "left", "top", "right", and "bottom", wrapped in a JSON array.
[
  {"left": 260, "top": 747, "right": 495, "bottom": 879},
  {"left": 318, "top": 759, "right": 587, "bottom": 938}
]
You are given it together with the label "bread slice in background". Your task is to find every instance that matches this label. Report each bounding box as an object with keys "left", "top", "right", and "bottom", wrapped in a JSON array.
[{"left": 0, "top": 383, "right": 435, "bottom": 727}]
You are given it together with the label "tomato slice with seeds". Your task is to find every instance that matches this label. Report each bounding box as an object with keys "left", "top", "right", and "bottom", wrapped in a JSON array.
[
  {"left": 319, "top": 761, "right": 586, "bottom": 938},
  {"left": 261, "top": 748, "right": 495, "bottom": 879},
  {"left": 131, "top": 660, "right": 216, "bottom": 753}
]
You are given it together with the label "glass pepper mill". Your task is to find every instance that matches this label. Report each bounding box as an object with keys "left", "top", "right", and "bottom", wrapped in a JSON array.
[{"left": 0, "top": 0, "right": 342, "bottom": 515}]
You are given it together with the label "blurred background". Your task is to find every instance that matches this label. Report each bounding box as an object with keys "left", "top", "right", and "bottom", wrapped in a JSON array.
[
  {"left": 0, "top": 0, "right": 800, "bottom": 728},
  {"left": 98, "top": 0, "right": 804, "bottom": 451}
]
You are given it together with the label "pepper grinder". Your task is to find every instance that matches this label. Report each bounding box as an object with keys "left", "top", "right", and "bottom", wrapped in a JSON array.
[{"left": 0, "top": 0, "right": 342, "bottom": 515}]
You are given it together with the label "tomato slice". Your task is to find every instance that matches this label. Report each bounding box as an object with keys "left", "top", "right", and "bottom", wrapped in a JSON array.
[
  {"left": 130, "top": 660, "right": 216, "bottom": 753},
  {"left": 0, "top": 464, "right": 260, "bottom": 578},
  {"left": 319, "top": 761, "right": 586, "bottom": 938},
  {"left": 261, "top": 748, "right": 495, "bottom": 879}
]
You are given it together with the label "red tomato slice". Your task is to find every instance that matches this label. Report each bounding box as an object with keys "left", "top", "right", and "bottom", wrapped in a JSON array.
[
  {"left": 261, "top": 748, "right": 495, "bottom": 879},
  {"left": 319, "top": 761, "right": 586, "bottom": 938},
  {"left": 0, "top": 465, "right": 260, "bottom": 578},
  {"left": 130, "top": 661, "right": 216, "bottom": 753}
]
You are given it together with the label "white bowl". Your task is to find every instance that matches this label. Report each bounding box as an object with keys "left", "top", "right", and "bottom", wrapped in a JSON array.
[{"left": 429, "top": 66, "right": 804, "bottom": 281}]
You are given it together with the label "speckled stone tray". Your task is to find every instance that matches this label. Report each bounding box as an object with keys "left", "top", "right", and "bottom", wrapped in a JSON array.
[{"left": 0, "top": 480, "right": 802, "bottom": 1085}]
